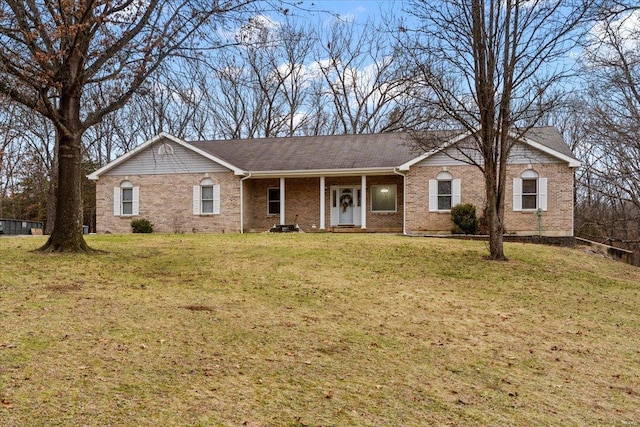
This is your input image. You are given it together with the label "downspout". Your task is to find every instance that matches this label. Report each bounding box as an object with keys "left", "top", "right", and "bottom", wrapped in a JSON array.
[
  {"left": 240, "top": 172, "right": 252, "bottom": 234},
  {"left": 394, "top": 168, "right": 407, "bottom": 235}
]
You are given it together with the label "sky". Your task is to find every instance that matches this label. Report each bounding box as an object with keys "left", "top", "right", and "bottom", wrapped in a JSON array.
[{"left": 296, "top": 0, "right": 403, "bottom": 22}]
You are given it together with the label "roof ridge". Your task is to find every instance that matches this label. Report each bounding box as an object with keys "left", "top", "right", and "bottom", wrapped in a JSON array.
[{"left": 189, "top": 131, "right": 413, "bottom": 145}]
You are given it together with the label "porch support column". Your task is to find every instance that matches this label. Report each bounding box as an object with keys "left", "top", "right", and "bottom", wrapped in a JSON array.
[
  {"left": 319, "top": 176, "right": 326, "bottom": 229},
  {"left": 280, "top": 177, "right": 285, "bottom": 225},
  {"left": 361, "top": 175, "right": 367, "bottom": 229}
]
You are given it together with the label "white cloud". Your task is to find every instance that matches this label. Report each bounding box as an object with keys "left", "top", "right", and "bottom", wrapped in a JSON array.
[
  {"left": 234, "top": 14, "right": 280, "bottom": 45},
  {"left": 587, "top": 9, "right": 640, "bottom": 61}
]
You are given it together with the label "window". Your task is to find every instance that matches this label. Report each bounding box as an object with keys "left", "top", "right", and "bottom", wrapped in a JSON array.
[
  {"left": 371, "top": 185, "right": 397, "bottom": 212},
  {"left": 113, "top": 181, "right": 139, "bottom": 216},
  {"left": 122, "top": 186, "right": 133, "bottom": 215},
  {"left": 438, "top": 179, "right": 452, "bottom": 210},
  {"left": 429, "top": 172, "right": 460, "bottom": 212},
  {"left": 201, "top": 183, "right": 215, "bottom": 214},
  {"left": 513, "top": 170, "right": 547, "bottom": 211},
  {"left": 522, "top": 178, "right": 537, "bottom": 210},
  {"left": 193, "top": 179, "right": 220, "bottom": 215},
  {"left": 268, "top": 188, "right": 280, "bottom": 215}
]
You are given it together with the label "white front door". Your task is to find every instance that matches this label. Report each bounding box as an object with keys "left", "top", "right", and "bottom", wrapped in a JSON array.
[
  {"left": 338, "top": 188, "right": 354, "bottom": 224},
  {"left": 330, "top": 186, "right": 361, "bottom": 226}
]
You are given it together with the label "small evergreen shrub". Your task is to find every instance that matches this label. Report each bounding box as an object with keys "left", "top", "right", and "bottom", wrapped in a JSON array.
[
  {"left": 451, "top": 203, "right": 479, "bottom": 235},
  {"left": 131, "top": 218, "right": 154, "bottom": 233}
]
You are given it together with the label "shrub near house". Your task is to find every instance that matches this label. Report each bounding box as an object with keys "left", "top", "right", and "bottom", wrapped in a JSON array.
[
  {"left": 451, "top": 204, "right": 479, "bottom": 235},
  {"left": 131, "top": 218, "right": 153, "bottom": 233}
]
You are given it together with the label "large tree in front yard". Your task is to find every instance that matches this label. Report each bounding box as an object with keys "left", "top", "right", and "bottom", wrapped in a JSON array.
[
  {"left": 402, "top": 0, "right": 594, "bottom": 260},
  {"left": 0, "top": 0, "right": 250, "bottom": 252}
]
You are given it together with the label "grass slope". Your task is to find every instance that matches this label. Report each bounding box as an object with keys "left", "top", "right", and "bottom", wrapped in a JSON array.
[{"left": 0, "top": 234, "right": 638, "bottom": 426}]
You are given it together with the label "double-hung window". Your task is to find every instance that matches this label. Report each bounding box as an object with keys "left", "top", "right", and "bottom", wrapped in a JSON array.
[
  {"left": 437, "top": 179, "right": 452, "bottom": 210},
  {"left": 267, "top": 188, "right": 280, "bottom": 215},
  {"left": 429, "top": 172, "right": 461, "bottom": 212},
  {"left": 114, "top": 180, "right": 139, "bottom": 216},
  {"left": 521, "top": 179, "right": 538, "bottom": 210},
  {"left": 513, "top": 169, "right": 547, "bottom": 211},
  {"left": 201, "top": 184, "right": 215, "bottom": 214},
  {"left": 193, "top": 178, "right": 220, "bottom": 215}
]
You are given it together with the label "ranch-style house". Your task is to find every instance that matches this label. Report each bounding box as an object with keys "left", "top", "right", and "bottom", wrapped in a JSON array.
[{"left": 88, "top": 127, "right": 580, "bottom": 236}]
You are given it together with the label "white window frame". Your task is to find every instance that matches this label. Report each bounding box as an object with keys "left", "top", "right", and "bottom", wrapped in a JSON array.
[
  {"left": 193, "top": 179, "right": 220, "bottom": 215},
  {"left": 429, "top": 172, "right": 461, "bottom": 212},
  {"left": 513, "top": 170, "right": 547, "bottom": 212},
  {"left": 370, "top": 184, "right": 397, "bottom": 213},
  {"left": 267, "top": 187, "right": 280, "bottom": 216},
  {"left": 114, "top": 180, "right": 139, "bottom": 216},
  {"left": 201, "top": 182, "right": 215, "bottom": 215}
]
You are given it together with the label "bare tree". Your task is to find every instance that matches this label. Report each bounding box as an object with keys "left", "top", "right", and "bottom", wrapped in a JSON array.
[
  {"left": 579, "top": 9, "right": 640, "bottom": 250},
  {"left": 314, "top": 19, "right": 422, "bottom": 134},
  {"left": 204, "top": 16, "right": 316, "bottom": 139},
  {"left": 599, "top": 0, "right": 640, "bottom": 18},
  {"left": 401, "top": 0, "right": 594, "bottom": 260},
  {"left": 0, "top": 98, "right": 57, "bottom": 228},
  {"left": 0, "top": 1, "right": 253, "bottom": 252}
]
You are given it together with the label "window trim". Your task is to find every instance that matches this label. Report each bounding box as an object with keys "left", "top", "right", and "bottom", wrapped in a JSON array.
[
  {"left": 114, "top": 180, "right": 139, "bottom": 216},
  {"left": 437, "top": 179, "right": 453, "bottom": 211},
  {"left": 193, "top": 179, "right": 220, "bottom": 215},
  {"left": 513, "top": 169, "right": 547, "bottom": 212},
  {"left": 370, "top": 184, "right": 397, "bottom": 213},
  {"left": 429, "top": 172, "right": 461, "bottom": 212},
  {"left": 521, "top": 178, "right": 538, "bottom": 210},
  {"left": 200, "top": 180, "right": 215, "bottom": 215},
  {"left": 122, "top": 187, "right": 134, "bottom": 216}
]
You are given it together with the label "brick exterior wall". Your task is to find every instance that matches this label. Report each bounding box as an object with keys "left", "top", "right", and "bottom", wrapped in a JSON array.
[
  {"left": 95, "top": 165, "right": 573, "bottom": 236},
  {"left": 245, "top": 178, "right": 322, "bottom": 232},
  {"left": 405, "top": 163, "right": 575, "bottom": 236},
  {"left": 96, "top": 172, "right": 242, "bottom": 233}
]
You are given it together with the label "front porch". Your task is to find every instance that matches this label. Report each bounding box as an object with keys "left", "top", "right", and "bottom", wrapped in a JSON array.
[{"left": 243, "top": 174, "right": 405, "bottom": 233}]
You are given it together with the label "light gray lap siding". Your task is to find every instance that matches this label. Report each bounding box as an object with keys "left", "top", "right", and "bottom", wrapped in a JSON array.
[
  {"left": 415, "top": 141, "right": 562, "bottom": 167},
  {"left": 105, "top": 141, "right": 229, "bottom": 176}
]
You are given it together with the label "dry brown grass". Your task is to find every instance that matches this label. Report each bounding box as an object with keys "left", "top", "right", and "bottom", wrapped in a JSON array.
[{"left": 0, "top": 233, "right": 638, "bottom": 426}]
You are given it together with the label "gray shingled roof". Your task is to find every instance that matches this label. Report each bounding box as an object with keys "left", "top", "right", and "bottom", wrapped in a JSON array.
[
  {"left": 523, "top": 126, "right": 577, "bottom": 159},
  {"left": 190, "top": 133, "right": 424, "bottom": 171},
  {"left": 188, "top": 127, "right": 577, "bottom": 172}
]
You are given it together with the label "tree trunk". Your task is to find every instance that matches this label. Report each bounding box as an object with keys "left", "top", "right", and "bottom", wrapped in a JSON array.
[
  {"left": 485, "top": 169, "right": 507, "bottom": 260},
  {"left": 39, "top": 131, "right": 90, "bottom": 252},
  {"left": 39, "top": 92, "right": 90, "bottom": 252}
]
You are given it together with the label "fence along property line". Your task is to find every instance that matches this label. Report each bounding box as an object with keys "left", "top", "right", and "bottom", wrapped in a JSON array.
[{"left": 0, "top": 219, "right": 44, "bottom": 235}]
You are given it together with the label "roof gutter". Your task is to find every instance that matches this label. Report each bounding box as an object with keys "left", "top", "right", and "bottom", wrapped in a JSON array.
[
  {"left": 239, "top": 172, "right": 252, "bottom": 233},
  {"left": 393, "top": 167, "right": 407, "bottom": 236},
  {"left": 248, "top": 167, "right": 396, "bottom": 178}
]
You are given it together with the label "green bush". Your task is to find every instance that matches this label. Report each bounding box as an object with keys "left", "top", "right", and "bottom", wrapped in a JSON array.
[
  {"left": 131, "top": 218, "right": 154, "bottom": 233},
  {"left": 451, "top": 203, "right": 479, "bottom": 235}
]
